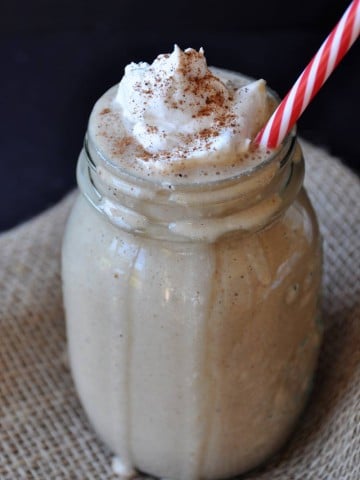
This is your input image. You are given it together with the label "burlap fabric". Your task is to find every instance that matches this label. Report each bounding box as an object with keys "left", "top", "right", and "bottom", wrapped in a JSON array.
[{"left": 0, "top": 140, "right": 359, "bottom": 480}]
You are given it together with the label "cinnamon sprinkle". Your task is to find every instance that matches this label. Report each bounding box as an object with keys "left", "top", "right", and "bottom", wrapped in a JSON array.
[{"left": 111, "top": 136, "right": 132, "bottom": 156}]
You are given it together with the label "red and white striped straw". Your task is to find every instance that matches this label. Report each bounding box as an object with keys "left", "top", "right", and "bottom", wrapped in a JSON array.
[{"left": 255, "top": 0, "right": 360, "bottom": 149}]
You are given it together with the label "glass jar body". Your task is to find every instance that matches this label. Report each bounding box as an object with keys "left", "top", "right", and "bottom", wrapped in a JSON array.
[{"left": 62, "top": 169, "right": 322, "bottom": 479}]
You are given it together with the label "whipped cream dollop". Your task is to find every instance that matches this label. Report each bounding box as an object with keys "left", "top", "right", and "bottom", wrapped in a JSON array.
[
  {"left": 90, "top": 46, "right": 275, "bottom": 182},
  {"left": 115, "top": 45, "right": 267, "bottom": 156}
]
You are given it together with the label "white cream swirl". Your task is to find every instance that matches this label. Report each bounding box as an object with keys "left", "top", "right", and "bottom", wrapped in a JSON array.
[
  {"left": 114, "top": 45, "right": 269, "bottom": 161},
  {"left": 90, "top": 46, "right": 275, "bottom": 182}
]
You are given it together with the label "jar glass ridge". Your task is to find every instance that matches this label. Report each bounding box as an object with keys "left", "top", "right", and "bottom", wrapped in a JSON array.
[{"left": 78, "top": 130, "right": 304, "bottom": 242}]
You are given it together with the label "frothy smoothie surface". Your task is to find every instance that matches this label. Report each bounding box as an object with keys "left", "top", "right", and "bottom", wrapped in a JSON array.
[{"left": 89, "top": 46, "right": 276, "bottom": 183}]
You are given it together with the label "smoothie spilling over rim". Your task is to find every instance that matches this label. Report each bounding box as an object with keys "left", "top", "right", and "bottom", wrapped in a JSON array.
[{"left": 89, "top": 45, "right": 278, "bottom": 184}]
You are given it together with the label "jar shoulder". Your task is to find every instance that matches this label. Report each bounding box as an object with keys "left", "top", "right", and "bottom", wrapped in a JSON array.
[
  {"left": 280, "top": 186, "right": 321, "bottom": 251},
  {"left": 62, "top": 187, "right": 321, "bottom": 262},
  {"left": 62, "top": 189, "right": 321, "bottom": 316}
]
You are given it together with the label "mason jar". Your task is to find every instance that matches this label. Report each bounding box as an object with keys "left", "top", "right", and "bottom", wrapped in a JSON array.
[{"left": 62, "top": 125, "right": 322, "bottom": 479}]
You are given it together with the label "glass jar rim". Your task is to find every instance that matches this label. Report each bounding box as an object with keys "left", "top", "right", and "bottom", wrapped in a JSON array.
[{"left": 85, "top": 128, "right": 296, "bottom": 194}]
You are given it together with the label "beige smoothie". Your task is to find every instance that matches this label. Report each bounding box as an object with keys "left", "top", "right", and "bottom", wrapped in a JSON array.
[{"left": 62, "top": 46, "right": 322, "bottom": 479}]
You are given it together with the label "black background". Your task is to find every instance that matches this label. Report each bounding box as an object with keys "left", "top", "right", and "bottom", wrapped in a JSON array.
[{"left": 1, "top": 0, "right": 359, "bottom": 231}]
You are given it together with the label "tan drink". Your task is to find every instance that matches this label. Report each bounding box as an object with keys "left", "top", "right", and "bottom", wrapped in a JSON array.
[{"left": 62, "top": 46, "right": 322, "bottom": 479}]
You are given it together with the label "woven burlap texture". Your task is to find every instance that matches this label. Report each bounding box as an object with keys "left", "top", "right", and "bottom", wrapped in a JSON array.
[{"left": 0, "top": 140, "right": 359, "bottom": 480}]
